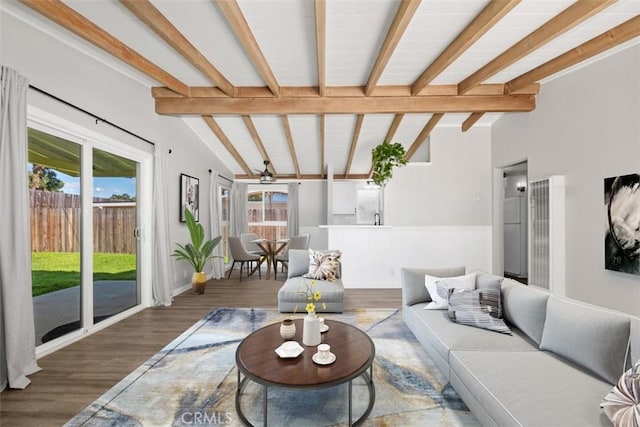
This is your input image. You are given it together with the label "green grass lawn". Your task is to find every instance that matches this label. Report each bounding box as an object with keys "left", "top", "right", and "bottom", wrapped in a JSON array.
[{"left": 32, "top": 252, "right": 136, "bottom": 297}]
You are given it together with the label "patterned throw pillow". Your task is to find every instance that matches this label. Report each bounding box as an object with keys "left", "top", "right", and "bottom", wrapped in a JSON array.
[
  {"left": 303, "top": 249, "right": 341, "bottom": 281},
  {"left": 446, "top": 288, "right": 512, "bottom": 334},
  {"left": 601, "top": 359, "right": 640, "bottom": 426}
]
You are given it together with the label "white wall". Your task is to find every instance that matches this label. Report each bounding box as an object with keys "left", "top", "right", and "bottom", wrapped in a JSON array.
[
  {"left": 1, "top": 10, "right": 233, "bottom": 293},
  {"left": 492, "top": 45, "right": 640, "bottom": 316},
  {"left": 385, "top": 126, "right": 492, "bottom": 226}
]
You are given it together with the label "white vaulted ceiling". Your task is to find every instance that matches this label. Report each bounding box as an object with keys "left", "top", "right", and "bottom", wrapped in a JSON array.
[{"left": 4, "top": 0, "right": 640, "bottom": 180}]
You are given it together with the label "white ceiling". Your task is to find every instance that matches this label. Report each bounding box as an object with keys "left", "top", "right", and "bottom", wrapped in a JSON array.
[{"left": 4, "top": 0, "right": 640, "bottom": 180}]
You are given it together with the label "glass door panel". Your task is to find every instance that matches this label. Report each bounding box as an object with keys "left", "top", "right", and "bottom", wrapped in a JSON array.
[
  {"left": 28, "top": 127, "right": 82, "bottom": 345},
  {"left": 92, "top": 148, "right": 139, "bottom": 323}
]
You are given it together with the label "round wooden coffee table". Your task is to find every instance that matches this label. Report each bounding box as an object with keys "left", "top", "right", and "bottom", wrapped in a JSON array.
[{"left": 235, "top": 318, "right": 376, "bottom": 426}]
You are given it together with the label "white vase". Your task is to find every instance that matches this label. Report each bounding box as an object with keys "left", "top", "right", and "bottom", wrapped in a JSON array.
[{"left": 302, "top": 313, "right": 321, "bottom": 346}]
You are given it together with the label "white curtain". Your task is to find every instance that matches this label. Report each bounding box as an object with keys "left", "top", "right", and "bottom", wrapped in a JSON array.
[
  {"left": 208, "top": 172, "right": 224, "bottom": 279},
  {"left": 230, "top": 181, "right": 248, "bottom": 237},
  {"left": 0, "top": 66, "right": 41, "bottom": 391},
  {"left": 287, "top": 182, "right": 300, "bottom": 237},
  {"left": 151, "top": 148, "right": 173, "bottom": 306}
]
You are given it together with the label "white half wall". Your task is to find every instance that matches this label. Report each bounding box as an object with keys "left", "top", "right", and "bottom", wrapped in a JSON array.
[
  {"left": 325, "top": 226, "right": 491, "bottom": 288},
  {"left": 492, "top": 44, "right": 640, "bottom": 316}
]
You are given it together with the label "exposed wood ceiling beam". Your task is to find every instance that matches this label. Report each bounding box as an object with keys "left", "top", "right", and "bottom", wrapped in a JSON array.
[
  {"left": 368, "top": 113, "right": 404, "bottom": 178},
  {"left": 120, "top": 0, "right": 235, "bottom": 97},
  {"left": 202, "top": 115, "right": 254, "bottom": 176},
  {"left": 280, "top": 116, "right": 301, "bottom": 178},
  {"left": 411, "top": 0, "right": 520, "bottom": 95},
  {"left": 458, "top": 0, "right": 616, "bottom": 94},
  {"left": 315, "top": 0, "right": 326, "bottom": 97},
  {"left": 506, "top": 14, "right": 640, "bottom": 94},
  {"left": 19, "top": 0, "right": 189, "bottom": 96},
  {"left": 365, "top": 0, "right": 421, "bottom": 96},
  {"left": 461, "top": 113, "right": 484, "bottom": 132},
  {"left": 215, "top": 0, "right": 280, "bottom": 97},
  {"left": 155, "top": 93, "right": 535, "bottom": 115},
  {"left": 241, "top": 115, "right": 276, "bottom": 174},
  {"left": 405, "top": 113, "right": 443, "bottom": 160},
  {"left": 345, "top": 114, "right": 365, "bottom": 176},
  {"left": 319, "top": 114, "right": 325, "bottom": 179},
  {"left": 152, "top": 83, "right": 540, "bottom": 99}
]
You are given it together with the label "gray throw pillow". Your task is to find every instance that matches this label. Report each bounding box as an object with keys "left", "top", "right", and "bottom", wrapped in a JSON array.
[
  {"left": 446, "top": 288, "right": 511, "bottom": 335},
  {"left": 475, "top": 271, "right": 504, "bottom": 293}
]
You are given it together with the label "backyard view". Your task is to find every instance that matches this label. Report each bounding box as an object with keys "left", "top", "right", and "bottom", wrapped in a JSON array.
[{"left": 31, "top": 252, "right": 135, "bottom": 297}]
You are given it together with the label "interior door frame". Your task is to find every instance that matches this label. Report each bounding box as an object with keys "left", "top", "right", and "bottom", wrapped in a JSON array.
[{"left": 28, "top": 106, "right": 153, "bottom": 358}]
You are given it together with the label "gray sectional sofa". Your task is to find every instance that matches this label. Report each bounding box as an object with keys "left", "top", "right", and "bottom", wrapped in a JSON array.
[
  {"left": 401, "top": 267, "right": 640, "bottom": 427},
  {"left": 278, "top": 249, "right": 344, "bottom": 313}
]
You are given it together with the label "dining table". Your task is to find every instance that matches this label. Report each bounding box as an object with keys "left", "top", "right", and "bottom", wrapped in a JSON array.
[{"left": 251, "top": 238, "right": 289, "bottom": 280}]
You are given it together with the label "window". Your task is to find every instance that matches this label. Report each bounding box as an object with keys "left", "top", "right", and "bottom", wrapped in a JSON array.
[{"left": 248, "top": 186, "right": 288, "bottom": 240}]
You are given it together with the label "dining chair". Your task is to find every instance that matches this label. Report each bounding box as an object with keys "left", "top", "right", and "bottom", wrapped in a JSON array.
[
  {"left": 227, "top": 236, "right": 262, "bottom": 282},
  {"left": 274, "top": 234, "right": 310, "bottom": 279},
  {"left": 241, "top": 232, "right": 267, "bottom": 270}
]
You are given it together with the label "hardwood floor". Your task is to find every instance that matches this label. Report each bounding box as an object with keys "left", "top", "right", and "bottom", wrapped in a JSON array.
[{"left": 0, "top": 273, "right": 401, "bottom": 426}]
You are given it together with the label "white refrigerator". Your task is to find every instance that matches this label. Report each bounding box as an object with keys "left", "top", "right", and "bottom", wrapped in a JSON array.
[{"left": 503, "top": 196, "right": 528, "bottom": 278}]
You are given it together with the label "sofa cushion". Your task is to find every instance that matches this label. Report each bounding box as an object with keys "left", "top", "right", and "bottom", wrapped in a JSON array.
[
  {"left": 424, "top": 272, "right": 476, "bottom": 310},
  {"left": 446, "top": 288, "right": 511, "bottom": 334},
  {"left": 540, "top": 297, "right": 631, "bottom": 385},
  {"left": 288, "top": 249, "right": 310, "bottom": 278},
  {"left": 401, "top": 267, "right": 465, "bottom": 306},
  {"left": 501, "top": 279, "right": 550, "bottom": 345},
  {"left": 405, "top": 303, "right": 538, "bottom": 367},
  {"left": 450, "top": 350, "right": 614, "bottom": 427},
  {"left": 278, "top": 276, "right": 344, "bottom": 313}
]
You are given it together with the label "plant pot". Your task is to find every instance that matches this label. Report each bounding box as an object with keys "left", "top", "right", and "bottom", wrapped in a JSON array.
[{"left": 192, "top": 271, "right": 207, "bottom": 294}]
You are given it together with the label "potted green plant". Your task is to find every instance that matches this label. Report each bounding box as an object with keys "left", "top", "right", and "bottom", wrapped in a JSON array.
[
  {"left": 371, "top": 141, "right": 408, "bottom": 186},
  {"left": 172, "top": 207, "right": 222, "bottom": 294}
]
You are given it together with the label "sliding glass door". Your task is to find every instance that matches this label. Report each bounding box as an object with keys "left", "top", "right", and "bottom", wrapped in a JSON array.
[
  {"left": 92, "top": 148, "right": 140, "bottom": 323},
  {"left": 29, "top": 127, "right": 82, "bottom": 345},
  {"left": 28, "top": 113, "right": 151, "bottom": 351}
]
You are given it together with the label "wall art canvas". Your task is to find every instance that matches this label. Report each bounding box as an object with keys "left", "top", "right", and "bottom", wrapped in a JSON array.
[
  {"left": 604, "top": 173, "right": 640, "bottom": 275},
  {"left": 180, "top": 173, "right": 199, "bottom": 222}
]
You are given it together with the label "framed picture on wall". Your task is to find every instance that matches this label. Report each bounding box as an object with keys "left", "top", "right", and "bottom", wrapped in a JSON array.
[
  {"left": 180, "top": 173, "right": 199, "bottom": 222},
  {"left": 604, "top": 173, "right": 639, "bottom": 275}
]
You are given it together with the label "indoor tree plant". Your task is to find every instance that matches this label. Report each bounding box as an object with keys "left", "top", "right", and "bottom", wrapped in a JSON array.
[
  {"left": 172, "top": 207, "right": 222, "bottom": 294},
  {"left": 371, "top": 141, "right": 408, "bottom": 186}
]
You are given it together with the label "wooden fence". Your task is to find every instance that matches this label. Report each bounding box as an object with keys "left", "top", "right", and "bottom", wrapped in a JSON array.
[{"left": 30, "top": 190, "right": 136, "bottom": 254}]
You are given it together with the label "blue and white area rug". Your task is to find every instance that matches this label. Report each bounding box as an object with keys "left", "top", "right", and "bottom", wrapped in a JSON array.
[{"left": 66, "top": 308, "right": 478, "bottom": 426}]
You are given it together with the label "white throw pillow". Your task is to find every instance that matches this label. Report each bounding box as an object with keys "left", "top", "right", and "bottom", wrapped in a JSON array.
[{"left": 424, "top": 273, "right": 477, "bottom": 310}]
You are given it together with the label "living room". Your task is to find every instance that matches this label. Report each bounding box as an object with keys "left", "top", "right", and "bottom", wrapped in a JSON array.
[{"left": 1, "top": 1, "right": 639, "bottom": 425}]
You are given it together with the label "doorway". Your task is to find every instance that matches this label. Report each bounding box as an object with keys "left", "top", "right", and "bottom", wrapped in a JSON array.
[{"left": 502, "top": 161, "right": 528, "bottom": 284}]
